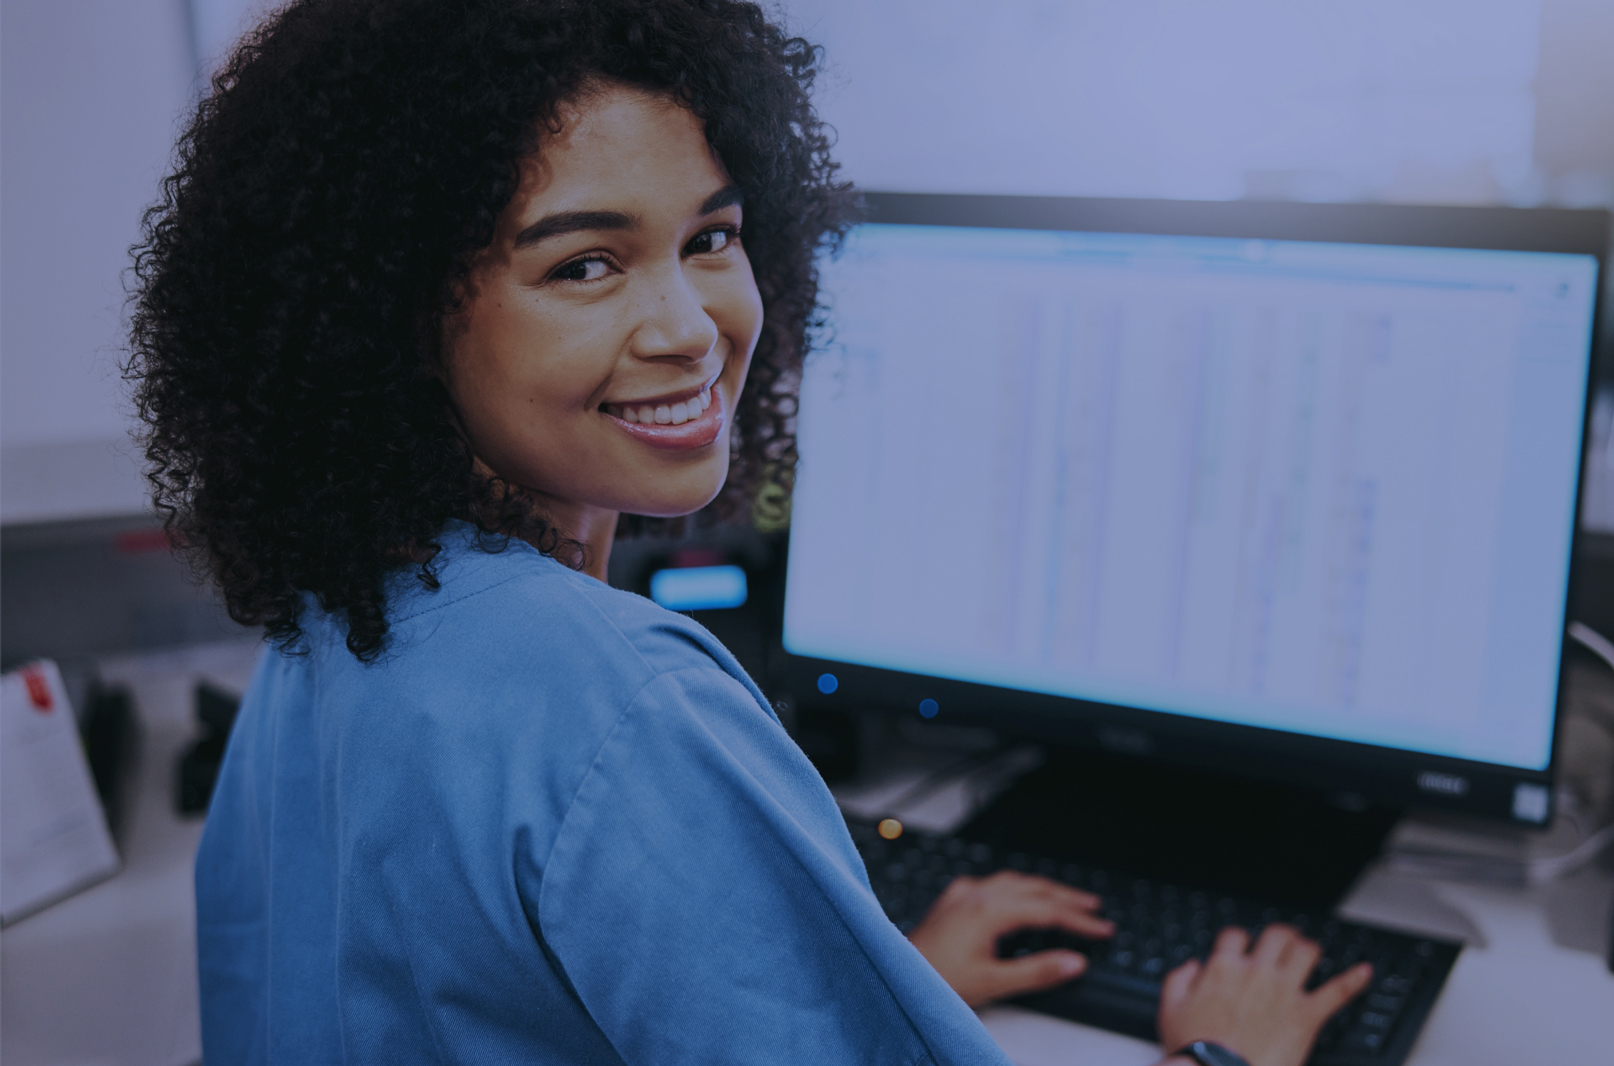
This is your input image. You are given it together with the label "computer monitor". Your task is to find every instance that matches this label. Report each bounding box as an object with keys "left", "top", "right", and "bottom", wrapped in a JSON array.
[{"left": 783, "top": 193, "right": 1609, "bottom": 826}]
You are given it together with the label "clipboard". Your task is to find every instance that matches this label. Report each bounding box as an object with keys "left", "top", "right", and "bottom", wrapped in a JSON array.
[{"left": 1, "top": 660, "right": 121, "bottom": 925}]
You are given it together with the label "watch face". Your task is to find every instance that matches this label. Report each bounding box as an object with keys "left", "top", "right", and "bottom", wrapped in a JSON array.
[{"left": 1190, "top": 1042, "right": 1251, "bottom": 1066}]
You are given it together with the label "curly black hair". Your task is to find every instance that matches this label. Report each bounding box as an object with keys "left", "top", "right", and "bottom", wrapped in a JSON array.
[{"left": 126, "top": 0, "right": 856, "bottom": 661}]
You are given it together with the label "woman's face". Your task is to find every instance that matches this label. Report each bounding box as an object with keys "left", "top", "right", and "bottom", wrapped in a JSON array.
[{"left": 444, "top": 83, "right": 763, "bottom": 540}]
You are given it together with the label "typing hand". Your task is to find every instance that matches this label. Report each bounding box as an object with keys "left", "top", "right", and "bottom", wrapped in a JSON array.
[
  {"left": 908, "top": 870, "right": 1114, "bottom": 1007},
  {"left": 1156, "top": 924, "right": 1373, "bottom": 1066}
]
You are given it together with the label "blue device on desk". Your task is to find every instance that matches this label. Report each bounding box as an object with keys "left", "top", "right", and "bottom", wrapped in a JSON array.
[{"left": 781, "top": 193, "right": 1609, "bottom": 1063}]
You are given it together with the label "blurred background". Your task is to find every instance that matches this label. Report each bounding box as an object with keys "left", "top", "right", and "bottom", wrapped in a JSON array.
[{"left": 3, "top": 3, "right": 1613, "bottom": 1064}]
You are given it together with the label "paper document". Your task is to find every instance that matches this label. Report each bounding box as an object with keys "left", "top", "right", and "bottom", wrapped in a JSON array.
[{"left": 1, "top": 660, "right": 120, "bottom": 925}]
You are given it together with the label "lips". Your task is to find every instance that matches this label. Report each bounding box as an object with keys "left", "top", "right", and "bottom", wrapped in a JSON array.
[{"left": 600, "top": 384, "right": 724, "bottom": 450}]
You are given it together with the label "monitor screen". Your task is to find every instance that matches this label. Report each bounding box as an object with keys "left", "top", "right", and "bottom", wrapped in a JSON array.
[{"left": 784, "top": 200, "right": 1601, "bottom": 790}]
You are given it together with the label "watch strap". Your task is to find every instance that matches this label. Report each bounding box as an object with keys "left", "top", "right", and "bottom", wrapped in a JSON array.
[{"left": 1175, "top": 1041, "right": 1253, "bottom": 1066}]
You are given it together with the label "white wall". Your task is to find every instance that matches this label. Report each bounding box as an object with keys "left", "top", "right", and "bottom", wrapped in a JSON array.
[
  {"left": 1534, "top": 0, "right": 1614, "bottom": 205},
  {"left": 781, "top": 0, "right": 1554, "bottom": 204},
  {"left": 1, "top": 0, "right": 195, "bottom": 523}
]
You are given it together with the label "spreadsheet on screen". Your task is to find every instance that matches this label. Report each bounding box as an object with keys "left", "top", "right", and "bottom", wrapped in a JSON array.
[{"left": 786, "top": 224, "right": 1599, "bottom": 771}]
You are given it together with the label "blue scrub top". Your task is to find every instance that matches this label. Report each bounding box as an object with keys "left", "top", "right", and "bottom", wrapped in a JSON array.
[{"left": 195, "top": 521, "right": 1011, "bottom": 1064}]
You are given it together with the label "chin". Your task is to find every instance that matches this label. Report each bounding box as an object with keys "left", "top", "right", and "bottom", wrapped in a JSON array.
[{"left": 626, "top": 471, "right": 728, "bottom": 519}]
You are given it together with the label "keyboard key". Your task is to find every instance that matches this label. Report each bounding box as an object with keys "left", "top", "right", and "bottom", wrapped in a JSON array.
[
  {"left": 1343, "top": 1029, "right": 1386, "bottom": 1053},
  {"left": 1378, "top": 974, "right": 1413, "bottom": 996}
]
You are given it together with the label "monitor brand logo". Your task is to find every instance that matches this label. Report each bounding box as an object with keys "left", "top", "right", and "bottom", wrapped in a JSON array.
[{"left": 1416, "top": 770, "right": 1469, "bottom": 796}]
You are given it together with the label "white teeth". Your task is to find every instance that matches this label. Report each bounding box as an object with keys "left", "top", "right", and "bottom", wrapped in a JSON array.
[{"left": 608, "top": 390, "right": 710, "bottom": 427}]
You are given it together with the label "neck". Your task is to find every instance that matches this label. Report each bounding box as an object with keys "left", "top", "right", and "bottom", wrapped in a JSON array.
[
  {"left": 563, "top": 507, "right": 617, "bottom": 582},
  {"left": 467, "top": 457, "right": 616, "bottom": 581}
]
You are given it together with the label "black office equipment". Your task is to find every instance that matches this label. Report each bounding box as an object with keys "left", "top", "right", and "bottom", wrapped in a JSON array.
[
  {"left": 79, "top": 681, "right": 139, "bottom": 842},
  {"left": 782, "top": 193, "right": 1608, "bottom": 1045},
  {"left": 852, "top": 817, "right": 1459, "bottom": 1066},
  {"left": 177, "top": 681, "right": 241, "bottom": 815}
]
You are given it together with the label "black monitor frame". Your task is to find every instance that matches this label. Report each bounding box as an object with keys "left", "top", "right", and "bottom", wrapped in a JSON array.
[{"left": 783, "top": 191, "right": 1612, "bottom": 826}]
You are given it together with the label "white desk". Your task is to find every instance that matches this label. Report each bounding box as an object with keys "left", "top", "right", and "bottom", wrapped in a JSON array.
[{"left": 3, "top": 640, "right": 1612, "bottom": 1064}]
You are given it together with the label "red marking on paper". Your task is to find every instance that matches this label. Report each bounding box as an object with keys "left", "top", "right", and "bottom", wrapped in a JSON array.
[{"left": 23, "top": 667, "right": 53, "bottom": 711}]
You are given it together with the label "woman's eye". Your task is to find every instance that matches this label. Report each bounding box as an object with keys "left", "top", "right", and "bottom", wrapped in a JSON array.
[
  {"left": 686, "top": 228, "right": 736, "bottom": 256},
  {"left": 552, "top": 256, "right": 611, "bottom": 283}
]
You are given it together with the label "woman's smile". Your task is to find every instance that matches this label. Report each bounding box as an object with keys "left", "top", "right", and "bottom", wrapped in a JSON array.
[{"left": 600, "top": 370, "right": 725, "bottom": 448}]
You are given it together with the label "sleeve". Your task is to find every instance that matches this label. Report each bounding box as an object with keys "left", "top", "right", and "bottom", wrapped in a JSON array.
[{"left": 529, "top": 666, "right": 1013, "bottom": 1066}]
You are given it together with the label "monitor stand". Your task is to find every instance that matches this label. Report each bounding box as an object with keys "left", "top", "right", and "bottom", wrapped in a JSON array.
[{"left": 958, "top": 745, "right": 1400, "bottom": 910}]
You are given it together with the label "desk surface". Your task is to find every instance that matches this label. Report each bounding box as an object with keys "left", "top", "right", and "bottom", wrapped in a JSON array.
[{"left": 3, "top": 639, "right": 1612, "bottom": 1065}]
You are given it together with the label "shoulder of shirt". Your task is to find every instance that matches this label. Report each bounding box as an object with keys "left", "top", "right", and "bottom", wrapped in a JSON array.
[{"left": 374, "top": 520, "right": 740, "bottom": 687}]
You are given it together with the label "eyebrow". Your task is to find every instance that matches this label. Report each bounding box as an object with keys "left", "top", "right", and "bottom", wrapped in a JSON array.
[
  {"left": 698, "top": 184, "right": 744, "bottom": 216},
  {"left": 513, "top": 209, "right": 636, "bottom": 250},
  {"left": 511, "top": 184, "right": 744, "bottom": 250}
]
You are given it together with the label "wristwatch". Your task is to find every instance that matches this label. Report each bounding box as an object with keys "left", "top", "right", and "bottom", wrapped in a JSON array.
[{"left": 1174, "top": 1041, "right": 1252, "bottom": 1066}]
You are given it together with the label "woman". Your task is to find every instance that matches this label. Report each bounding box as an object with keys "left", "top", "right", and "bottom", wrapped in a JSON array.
[{"left": 127, "top": 1, "right": 1369, "bottom": 1062}]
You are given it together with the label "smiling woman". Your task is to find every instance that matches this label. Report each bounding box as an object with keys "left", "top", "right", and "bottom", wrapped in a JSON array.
[
  {"left": 444, "top": 87, "right": 765, "bottom": 570},
  {"left": 127, "top": 0, "right": 851, "bottom": 661}
]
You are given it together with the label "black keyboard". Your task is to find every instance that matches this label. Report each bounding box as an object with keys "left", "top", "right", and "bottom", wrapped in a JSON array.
[{"left": 850, "top": 819, "right": 1460, "bottom": 1066}]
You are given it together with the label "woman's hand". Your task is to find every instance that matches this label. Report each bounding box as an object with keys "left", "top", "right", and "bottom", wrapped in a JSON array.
[
  {"left": 907, "top": 870, "right": 1114, "bottom": 1007},
  {"left": 1155, "top": 924, "right": 1373, "bottom": 1066}
]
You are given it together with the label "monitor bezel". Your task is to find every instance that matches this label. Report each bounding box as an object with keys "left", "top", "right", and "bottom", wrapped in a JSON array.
[{"left": 783, "top": 191, "right": 1612, "bottom": 825}]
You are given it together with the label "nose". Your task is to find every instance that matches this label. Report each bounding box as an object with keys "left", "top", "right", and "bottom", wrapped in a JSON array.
[{"left": 629, "top": 265, "right": 719, "bottom": 362}]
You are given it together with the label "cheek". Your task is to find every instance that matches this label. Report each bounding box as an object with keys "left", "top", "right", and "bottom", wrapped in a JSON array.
[
  {"left": 716, "top": 268, "right": 765, "bottom": 362},
  {"left": 458, "top": 302, "right": 608, "bottom": 414}
]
